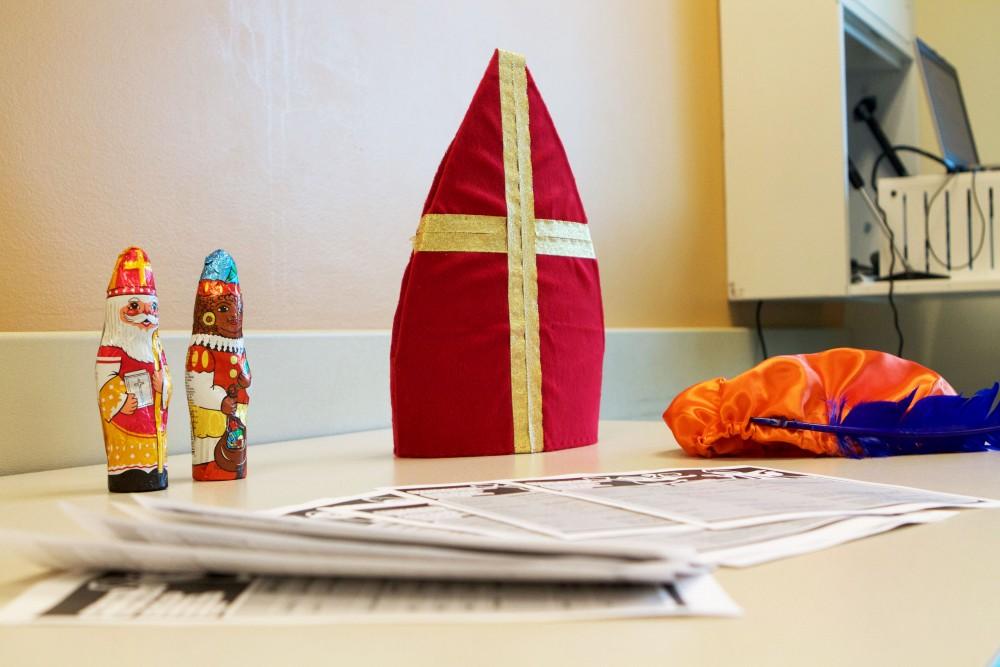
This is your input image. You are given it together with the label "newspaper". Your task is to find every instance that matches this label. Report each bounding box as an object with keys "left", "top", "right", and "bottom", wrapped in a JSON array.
[
  {"left": 377, "top": 482, "right": 688, "bottom": 539},
  {"left": 0, "top": 494, "right": 727, "bottom": 625},
  {"left": 702, "top": 511, "right": 955, "bottom": 567},
  {"left": 2, "top": 465, "right": 991, "bottom": 626},
  {"left": 267, "top": 492, "right": 549, "bottom": 540},
  {"left": 275, "top": 492, "right": 958, "bottom": 568},
  {"left": 0, "top": 571, "right": 740, "bottom": 625},
  {"left": 0, "top": 526, "right": 702, "bottom": 585},
  {"left": 134, "top": 496, "right": 691, "bottom": 562},
  {"left": 394, "top": 466, "right": 997, "bottom": 530}
]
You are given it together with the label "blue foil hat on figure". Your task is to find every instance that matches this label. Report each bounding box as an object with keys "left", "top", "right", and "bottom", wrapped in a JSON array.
[{"left": 201, "top": 249, "right": 239, "bottom": 284}]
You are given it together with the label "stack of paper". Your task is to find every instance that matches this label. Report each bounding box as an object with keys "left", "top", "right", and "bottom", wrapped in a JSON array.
[
  {"left": 267, "top": 465, "right": 995, "bottom": 568},
  {"left": 2, "top": 465, "right": 995, "bottom": 624},
  {"left": 0, "top": 499, "right": 731, "bottom": 623}
]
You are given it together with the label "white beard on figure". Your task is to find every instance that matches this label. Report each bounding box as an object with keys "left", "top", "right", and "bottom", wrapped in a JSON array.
[{"left": 101, "top": 295, "right": 158, "bottom": 363}]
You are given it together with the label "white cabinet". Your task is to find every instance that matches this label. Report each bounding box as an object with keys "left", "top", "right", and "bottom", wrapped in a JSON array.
[{"left": 720, "top": 0, "right": 919, "bottom": 300}]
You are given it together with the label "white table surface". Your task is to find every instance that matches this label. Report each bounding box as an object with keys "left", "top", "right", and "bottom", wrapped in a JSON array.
[{"left": 1, "top": 421, "right": 998, "bottom": 667}]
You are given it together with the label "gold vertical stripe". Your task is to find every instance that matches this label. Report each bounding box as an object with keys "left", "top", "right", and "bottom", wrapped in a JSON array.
[
  {"left": 513, "top": 57, "right": 544, "bottom": 454},
  {"left": 499, "top": 51, "right": 529, "bottom": 454},
  {"left": 499, "top": 49, "right": 544, "bottom": 454}
]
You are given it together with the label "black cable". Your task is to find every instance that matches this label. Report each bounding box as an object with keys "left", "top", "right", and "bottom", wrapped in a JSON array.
[
  {"left": 858, "top": 141, "right": 966, "bottom": 357},
  {"left": 870, "top": 144, "right": 950, "bottom": 200},
  {"left": 893, "top": 144, "right": 950, "bottom": 166},
  {"left": 870, "top": 184, "right": 905, "bottom": 357},
  {"left": 755, "top": 300, "right": 768, "bottom": 360},
  {"left": 922, "top": 169, "right": 987, "bottom": 269},
  {"left": 864, "top": 143, "right": 950, "bottom": 358},
  {"left": 971, "top": 168, "right": 988, "bottom": 251},
  {"left": 886, "top": 227, "right": 905, "bottom": 358}
]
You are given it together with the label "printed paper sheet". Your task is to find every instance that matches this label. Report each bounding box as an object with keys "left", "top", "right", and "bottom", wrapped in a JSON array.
[{"left": 0, "top": 571, "right": 740, "bottom": 625}]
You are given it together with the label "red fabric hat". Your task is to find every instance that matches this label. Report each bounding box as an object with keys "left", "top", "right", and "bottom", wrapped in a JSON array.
[
  {"left": 391, "top": 49, "right": 605, "bottom": 457},
  {"left": 107, "top": 246, "right": 158, "bottom": 297}
]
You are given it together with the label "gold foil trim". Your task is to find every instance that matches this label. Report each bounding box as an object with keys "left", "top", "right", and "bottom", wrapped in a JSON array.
[
  {"left": 500, "top": 51, "right": 531, "bottom": 454},
  {"left": 418, "top": 214, "right": 507, "bottom": 234},
  {"left": 413, "top": 232, "right": 507, "bottom": 253},
  {"left": 412, "top": 215, "right": 594, "bottom": 258},
  {"left": 413, "top": 214, "right": 507, "bottom": 253},
  {"left": 152, "top": 331, "right": 166, "bottom": 474},
  {"left": 514, "top": 58, "right": 544, "bottom": 455},
  {"left": 412, "top": 234, "right": 507, "bottom": 253},
  {"left": 499, "top": 49, "right": 543, "bottom": 454}
]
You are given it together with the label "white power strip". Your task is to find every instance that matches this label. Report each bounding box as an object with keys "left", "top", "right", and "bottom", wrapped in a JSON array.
[{"left": 877, "top": 172, "right": 998, "bottom": 279}]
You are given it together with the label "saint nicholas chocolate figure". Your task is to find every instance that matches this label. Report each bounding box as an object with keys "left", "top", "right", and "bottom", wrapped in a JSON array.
[{"left": 96, "top": 247, "right": 171, "bottom": 492}]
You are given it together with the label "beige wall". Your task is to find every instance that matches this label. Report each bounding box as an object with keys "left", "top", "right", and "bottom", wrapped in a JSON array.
[
  {"left": 0, "top": 0, "right": 730, "bottom": 332},
  {"left": 913, "top": 0, "right": 1000, "bottom": 161}
]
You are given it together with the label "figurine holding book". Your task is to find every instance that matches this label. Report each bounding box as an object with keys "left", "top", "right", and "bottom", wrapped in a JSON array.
[{"left": 96, "top": 247, "right": 171, "bottom": 492}]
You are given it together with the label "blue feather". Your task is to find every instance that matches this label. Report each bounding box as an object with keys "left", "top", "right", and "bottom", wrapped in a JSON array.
[{"left": 749, "top": 384, "right": 1000, "bottom": 458}]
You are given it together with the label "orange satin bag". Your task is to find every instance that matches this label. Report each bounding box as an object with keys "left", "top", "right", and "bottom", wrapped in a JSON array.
[{"left": 663, "top": 348, "right": 955, "bottom": 457}]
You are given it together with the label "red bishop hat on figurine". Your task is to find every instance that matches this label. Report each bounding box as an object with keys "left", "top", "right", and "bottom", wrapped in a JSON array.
[
  {"left": 107, "top": 246, "right": 158, "bottom": 297},
  {"left": 391, "top": 49, "right": 605, "bottom": 457}
]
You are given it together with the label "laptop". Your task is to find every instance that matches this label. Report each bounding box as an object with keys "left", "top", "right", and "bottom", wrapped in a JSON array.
[{"left": 915, "top": 37, "right": 998, "bottom": 172}]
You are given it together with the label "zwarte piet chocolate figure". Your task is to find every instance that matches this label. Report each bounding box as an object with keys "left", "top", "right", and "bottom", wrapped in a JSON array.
[
  {"left": 185, "top": 249, "right": 250, "bottom": 481},
  {"left": 96, "top": 247, "right": 171, "bottom": 492}
]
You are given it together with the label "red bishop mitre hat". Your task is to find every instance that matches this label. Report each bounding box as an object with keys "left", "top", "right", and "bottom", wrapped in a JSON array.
[
  {"left": 107, "top": 246, "right": 158, "bottom": 297},
  {"left": 391, "top": 49, "right": 605, "bottom": 458}
]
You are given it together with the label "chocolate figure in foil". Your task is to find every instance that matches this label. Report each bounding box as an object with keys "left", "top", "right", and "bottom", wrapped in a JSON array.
[
  {"left": 185, "top": 250, "right": 251, "bottom": 481},
  {"left": 96, "top": 247, "right": 171, "bottom": 492}
]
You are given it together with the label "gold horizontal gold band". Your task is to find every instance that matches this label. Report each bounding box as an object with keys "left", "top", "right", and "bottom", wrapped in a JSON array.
[{"left": 412, "top": 214, "right": 595, "bottom": 259}]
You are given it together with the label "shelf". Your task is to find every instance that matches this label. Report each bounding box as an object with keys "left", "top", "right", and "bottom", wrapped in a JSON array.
[
  {"left": 848, "top": 275, "right": 1000, "bottom": 298},
  {"left": 844, "top": 6, "right": 911, "bottom": 70}
]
